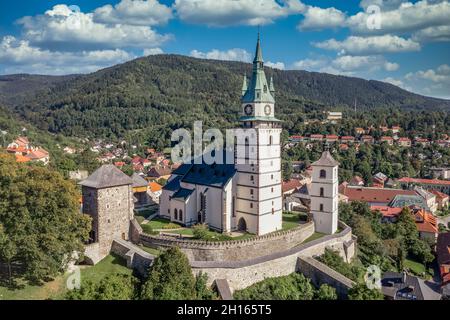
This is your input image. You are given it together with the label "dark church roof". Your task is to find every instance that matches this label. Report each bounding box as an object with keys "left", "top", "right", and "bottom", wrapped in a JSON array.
[
  {"left": 164, "top": 152, "right": 236, "bottom": 191},
  {"left": 172, "top": 188, "right": 195, "bottom": 200},
  {"left": 79, "top": 164, "right": 133, "bottom": 189}
]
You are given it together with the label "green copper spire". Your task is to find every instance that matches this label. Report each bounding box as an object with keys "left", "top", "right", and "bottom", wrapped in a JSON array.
[
  {"left": 241, "top": 33, "right": 275, "bottom": 104},
  {"left": 254, "top": 32, "right": 263, "bottom": 64},
  {"left": 241, "top": 74, "right": 247, "bottom": 96},
  {"left": 269, "top": 76, "right": 275, "bottom": 95}
]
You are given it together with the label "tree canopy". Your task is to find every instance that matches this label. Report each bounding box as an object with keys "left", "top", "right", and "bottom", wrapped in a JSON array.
[{"left": 0, "top": 153, "right": 91, "bottom": 285}]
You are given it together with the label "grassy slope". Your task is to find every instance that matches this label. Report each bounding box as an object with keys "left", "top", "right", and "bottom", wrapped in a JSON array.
[{"left": 0, "top": 254, "right": 131, "bottom": 300}]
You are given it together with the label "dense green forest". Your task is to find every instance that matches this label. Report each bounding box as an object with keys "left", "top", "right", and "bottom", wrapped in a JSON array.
[{"left": 0, "top": 54, "right": 449, "bottom": 150}]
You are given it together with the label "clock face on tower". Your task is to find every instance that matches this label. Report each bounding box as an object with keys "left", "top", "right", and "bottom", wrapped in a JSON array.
[
  {"left": 244, "top": 104, "right": 253, "bottom": 116},
  {"left": 264, "top": 105, "right": 272, "bottom": 116}
]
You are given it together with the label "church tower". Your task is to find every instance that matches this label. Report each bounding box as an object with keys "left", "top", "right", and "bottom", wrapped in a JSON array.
[
  {"left": 233, "top": 34, "right": 282, "bottom": 236},
  {"left": 310, "top": 150, "right": 339, "bottom": 234}
]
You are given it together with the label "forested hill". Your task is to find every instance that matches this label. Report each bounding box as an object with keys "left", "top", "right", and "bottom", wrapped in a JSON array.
[{"left": 0, "top": 54, "right": 449, "bottom": 141}]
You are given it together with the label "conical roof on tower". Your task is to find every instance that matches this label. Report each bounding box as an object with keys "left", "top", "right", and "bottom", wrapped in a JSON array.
[
  {"left": 80, "top": 164, "right": 133, "bottom": 189},
  {"left": 241, "top": 33, "right": 275, "bottom": 104},
  {"left": 312, "top": 151, "right": 339, "bottom": 167}
]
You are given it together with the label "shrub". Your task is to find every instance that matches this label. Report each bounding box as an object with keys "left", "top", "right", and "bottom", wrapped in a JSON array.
[{"left": 192, "top": 224, "right": 209, "bottom": 240}]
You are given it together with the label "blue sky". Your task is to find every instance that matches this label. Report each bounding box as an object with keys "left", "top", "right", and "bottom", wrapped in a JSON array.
[{"left": 0, "top": 0, "right": 449, "bottom": 98}]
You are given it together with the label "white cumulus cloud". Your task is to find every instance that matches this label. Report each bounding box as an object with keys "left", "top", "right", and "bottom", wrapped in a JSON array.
[
  {"left": 313, "top": 35, "right": 420, "bottom": 55},
  {"left": 0, "top": 36, "right": 135, "bottom": 75},
  {"left": 17, "top": 4, "right": 172, "bottom": 51},
  {"left": 174, "top": 0, "right": 305, "bottom": 27},
  {"left": 298, "top": 6, "right": 346, "bottom": 31},
  {"left": 347, "top": 0, "right": 450, "bottom": 36},
  {"left": 94, "top": 0, "right": 173, "bottom": 26},
  {"left": 190, "top": 48, "right": 252, "bottom": 62}
]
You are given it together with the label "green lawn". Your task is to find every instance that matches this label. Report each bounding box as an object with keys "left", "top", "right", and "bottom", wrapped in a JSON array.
[
  {"left": 0, "top": 254, "right": 131, "bottom": 300},
  {"left": 404, "top": 257, "right": 426, "bottom": 276},
  {"left": 79, "top": 254, "right": 132, "bottom": 285},
  {"left": 282, "top": 212, "right": 304, "bottom": 230},
  {"left": 0, "top": 275, "right": 68, "bottom": 300},
  {"left": 161, "top": 227, "right": 255, "bottom": 241},
  {"left": 147, "top": 217, "right": 182, "bottom": 230}
]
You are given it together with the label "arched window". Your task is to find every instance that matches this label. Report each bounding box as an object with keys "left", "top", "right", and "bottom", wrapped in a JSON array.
[
  {"left": 320, "top": 187, "right": 324, "bottom": 197},
  {"left": 250, "top": 189, "right": 254, "bottom": 195},
  {"left": 269, "top": 135, "right": 273, "bottom": 145},
  {"left": 179, "top": 210, "right": 183, "bottom": 221},
  {"left": 320, "top": 169, "right": 326, "bottom": 179},
  {"left": 250, "top": 175, "right": 254, "bottom": 181},
  {"left": 174, "top": 208, "right": 178, "bottom": 220},
  {"left": 320, "top": 204, "right": 324, "bottom": 211},
  {"left": 250, "top": 203, "right": 253, "bottom": 209}
]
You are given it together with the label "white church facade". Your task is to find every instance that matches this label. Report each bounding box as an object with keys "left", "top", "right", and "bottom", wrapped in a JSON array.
[{"left": 159, "top": 35, "right": 339, "bottom": 236}]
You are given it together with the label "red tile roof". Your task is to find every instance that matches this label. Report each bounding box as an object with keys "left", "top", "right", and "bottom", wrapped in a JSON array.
[
  {"left": 398, "top": 177, "right": 450, "bottom": 186},
  {"left": 282, "top": 179, "right": 302, "bottom": 193},
  {"left": 326, "top": 134, "right": 339, "bottom": 139},
  {"left": 430, "top": 190, "right": 449, "bottom": 200},
  {"left": 371, "top": 205, "right": 403, "bottom": 218},
  {"left": 414, "top": 209, "right": 437, "bottom": 234},
  {"left": 339, "top": 184, "right": 416, "bottom": 203}
]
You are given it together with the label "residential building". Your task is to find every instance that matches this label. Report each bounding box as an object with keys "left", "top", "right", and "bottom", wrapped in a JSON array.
[
  {"left": 339, "top": 184, "right": 417, "bottom": 206},
  {"left": 380, "top": 136, "right": 394, "bottom": 145},
  {"left": 147, "top": 165, "right": 172, "bottom": 180},
  {"left": 325, "top": 134, "right": 339, "bottom": 143},
  {"left": 282, "top": 178, "right": 302, "bottom": 196},
  {"left": 327, "top": 111, "right": 342, "bottom": 121},
  {"left": 349, "top": 175, "right": 364, "bottom": 187},
  {"left": 415, "top": 138, "right": 430, "bottom": 147},
  {"left": 430, "top": 167, "right": 450, "bottom": 180},
  {"left": 132, "top": 173, "right": 150, "bottom": 208},
  {"left": 397, "top": 137, "right": 411, "bottom": 147},
  {"left": 398, "top": 177, "right": 450, "bottom": 195},
  {"left": 437, "top": 233, "right": 450, "bottom": 292},
  {"left": 381, "top": 272, "right": 441, "bottom": 300},
  {"left": 361, "top": 135, "right": 374, "bottom": 144},
  {"left": 148, "top": 181, "right": 163, "bottom": 203},
  {"left": 310, "top": 134, "right": 324, "bottom": 141},
  {"left": 430, "top": 190, "right": 449, "bottom": 210},
  {"left": 340, "top": 136, "right": 355, "bottom": 143},
  {"left": 355, "top": 127, "right": 365, "bottom": 135}
]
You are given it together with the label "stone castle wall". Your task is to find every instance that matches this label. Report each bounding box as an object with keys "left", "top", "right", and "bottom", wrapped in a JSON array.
[
  {"left": 189, "top": 222, "right": 355, "bottom": 292},
  {"left": 140, "top": 221, "right": 315, "bottom": 261},
  {"left": 297, "top": 256, "right": 355, "bottom": 299}
]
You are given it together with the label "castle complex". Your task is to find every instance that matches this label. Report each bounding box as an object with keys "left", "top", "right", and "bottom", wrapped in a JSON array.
[{"left": 80, "top": 35, "right": 342, "bottom": 268}]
